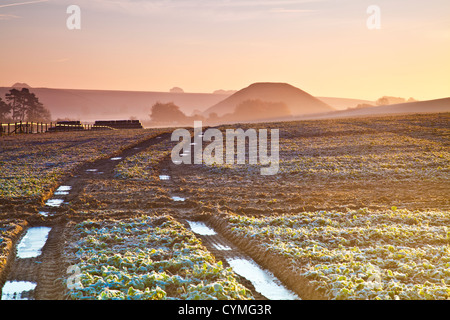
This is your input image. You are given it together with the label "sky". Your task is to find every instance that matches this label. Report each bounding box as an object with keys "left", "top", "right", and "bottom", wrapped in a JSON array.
[{"left": 0, "top": 0, "right": 449, "bottom": 101}]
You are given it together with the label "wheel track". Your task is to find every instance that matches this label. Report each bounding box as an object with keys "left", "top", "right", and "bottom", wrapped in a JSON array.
[
  {"left": 158, "top": 151, "right": 299, "bottom": 300},
  {"left": 34, "top": 222, "right": 66, "bottom": 300},
  {"left": 2, "top": 132, "right": 171, "bottom": 300}
]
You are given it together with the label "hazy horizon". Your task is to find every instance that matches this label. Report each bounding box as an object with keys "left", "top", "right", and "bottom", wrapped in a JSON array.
[{"left": 1, "top": 0, "right": 449, "bottom": 101}]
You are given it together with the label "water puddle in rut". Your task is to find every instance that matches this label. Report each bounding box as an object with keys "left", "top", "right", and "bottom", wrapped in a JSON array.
[
  {"left": 186, "top": 220, "right": 299, "bottom": 300},
  {"left": 16, "top": 227, "right": 51, "bottom": 259},
  {"left": 45, "top": 199, "right": 65, "bottom": 207},
  {"left": 1, "top": 281, "right": 37, "bottom": 300},
  {"left": 54, "top": 185, "right": 72, "bottom": 196},
  {"left": 226, "top": 258, "right": 298, "bottom": 300},
  {"left": 187, "top": 220, "right": 217, "bottom": 236}
]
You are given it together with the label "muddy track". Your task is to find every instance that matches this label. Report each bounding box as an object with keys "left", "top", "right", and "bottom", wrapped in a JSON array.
[
  {"left": 157, "top": 154, "right": 300, "bottom": 300},
  {"left": 61, "top": 133, "right": 172, "bottom": 206},
  {"left": 1, "top": 132, "right": 172, "bottom": 300},
  {"left": 34, "top": 222, "right": 66, "bottom": 300},
  {"left": 3, "top": 130, "right": 300, "bottom": 300},
  {"left": 206, "top": 214, "right": 327, "bottom": 300},
  {"left": 4, "top": 221, "right": 67, "bottom": 300}
]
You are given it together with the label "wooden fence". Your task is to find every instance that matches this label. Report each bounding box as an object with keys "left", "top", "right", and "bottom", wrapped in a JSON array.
[{"left": 0, "top": 121, "right": 116, "bottom": 136}]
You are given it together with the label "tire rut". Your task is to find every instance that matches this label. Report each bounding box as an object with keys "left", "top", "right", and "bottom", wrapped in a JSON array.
[
  {"left": 1, "top": 132, "right": 171, "bottom": 300},
  {"left": 158, "top": 153, "right": 299, "bottom": 300}
]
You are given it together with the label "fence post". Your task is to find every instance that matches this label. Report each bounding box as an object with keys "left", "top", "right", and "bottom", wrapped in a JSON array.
[{"left": 8, "top": 123, "right": 10, "bottom": 135}]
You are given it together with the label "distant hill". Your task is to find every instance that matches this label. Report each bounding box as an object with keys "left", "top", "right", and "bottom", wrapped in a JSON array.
[
  {"left": 299, "top": 97, "right": 450, "bottom": 120},
  {"left": 317, "top": 97, "right": 376, "bottom": 110},
  {"left": 213, "top": 89, "right": 238, "bottom": 95},
  {"left": 203, "top": 83, "right": 335, "bottom": 117},
  {"left": 0, "top": 87, "right": 229, "bottom": 122},
  {"left": 11, "top": 83, "right": 31, "bottom": 89},
  {"left": 2, "top": 84, "right": 445, "bottom": 124}
]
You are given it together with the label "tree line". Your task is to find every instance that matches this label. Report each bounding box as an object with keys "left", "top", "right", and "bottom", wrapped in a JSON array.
[
  {"left": 149, "top": 99, "right": 291, "bottom": 126},
  {"left": 0, "top": 88, "right": 51, "bottom": 122}
]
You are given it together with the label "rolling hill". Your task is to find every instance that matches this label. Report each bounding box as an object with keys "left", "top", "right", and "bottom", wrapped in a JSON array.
[
  {"left": 203, "top": 82, "right": 335, "bottom": 117},
  {"left": 316, "top": 97, "right": 376, "bottom": 110},
  {"left": 1, "top": 83, "right": 447, "bottom": 125},
  {"left": 299, "top": 97, "right": 450, "bottom": 120},
  {"left": 0, "top": 87, "right": 229, "bottom": 122}
]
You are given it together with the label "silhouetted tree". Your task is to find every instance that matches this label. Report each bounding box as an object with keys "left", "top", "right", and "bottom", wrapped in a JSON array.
[
  {"left": 5, "top": 88, "right": 26, "bottom": 121},
  {"left": 207, "top": 112, "right": 220, "bottom": 124},
  {"left": 0, "top": 97, "right": 11, "bottom": 121},
  {"left": 150, "top": 102, "right": 188, "bottom": 124},
  {"left": 4, "top": 88, "right": 51, "bottom": 122},
  {"left": 375, "top": 96, "right": 406, "bottom": 106},
  {"left": 25, "top": 91, "right": 51, "bottom": 122}
]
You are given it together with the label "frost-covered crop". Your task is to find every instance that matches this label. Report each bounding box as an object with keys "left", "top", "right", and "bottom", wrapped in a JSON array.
[
  {"left": 65, "top": 216, "right": 253, "bottom": 300},
  {"left": 0, "top": 129, "right": 167, "bottom": 200},
  {"left": 226, "top": 209, "right": 450, "bottom": 300}
]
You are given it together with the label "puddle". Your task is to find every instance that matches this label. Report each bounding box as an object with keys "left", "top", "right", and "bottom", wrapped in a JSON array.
[
  {"left": 1, "top": 281, "right": 36, "bottom": 300},
  {"left": 54, "top": 191, "right": 69, "bottom": 195},
  {"left": 86, "top": 169, "right": 98, "bottom": 172},
  {"left": 54, "top": 185, "right": 71, "bottom": 195},
  {"left": 159, "top": 175, "right": 171, "bottom": 180},
  {"left": 172, "top": 196, "right": 186, "bottom": 202},
  {"left": 110, "top": 157, "right": 122, "bottom": 161},
  {"left": 38, "top": 211, "right": 49, "bottom": 217},
  {"left": 226, "top": 258, "right": 299, "bottom": 300},
  {"left": 186, "top": 220, "right": 299, "bottom": 300},
  {"left": 186, "top": 221, "right": 217, "bottom": 236},
  {"left": 45, "top": 199, "right": 64, "bottom": 207},
  {"left": 212, "top": 242, "right": 232, "bottom": 251},
  {"left": 16, "top": 227, "right": 52, "bottom": 259},
  {"left": 56, "top": 186, "right": 71, "bottom": 191}
]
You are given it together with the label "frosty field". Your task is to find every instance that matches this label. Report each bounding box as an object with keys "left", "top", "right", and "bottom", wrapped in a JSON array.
[{"left": 0, "top": 113, "right": 449, "bottom": 300}]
